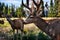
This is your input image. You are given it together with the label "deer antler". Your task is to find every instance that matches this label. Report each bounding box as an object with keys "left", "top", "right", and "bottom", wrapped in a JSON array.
[
  {"left": 32, "top": 0, "right": 43, "bottom": 16},
  {"left": 33, "top": 0, "right": 41, "bottom": 8},
  {"left": 22, "top": 0, "right": 43, "bottom": 17},
  {"left": 22, "top": 0, "right": 34, "bottom": 19},
  {"left": 22, "top": 0, "right": 31, "bottom": 11}
]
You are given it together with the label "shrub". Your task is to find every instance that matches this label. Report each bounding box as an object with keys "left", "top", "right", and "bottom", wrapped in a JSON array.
[{"left": 38, "top": 32, "right": 51, "bottom": 40}]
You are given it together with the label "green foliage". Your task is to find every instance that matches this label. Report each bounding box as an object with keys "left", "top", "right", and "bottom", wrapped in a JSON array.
[
  {"left": 10, "top": 4, "right": 16, "bottom": 17},
  {"left": 48, "top": 0, "right": 57, "bottom": 17},
  {"left": 0, "top": 0, "right": 59, "bottom": 17},
  {"left": 0, "top": 2, "right": 5, "bottom": 12},
  {"left": 38, "top": 32, "right": 51, "bottom": 40},
  {"left": 16, "top": 7, "right": 22, "bottom": 17},
  {"left": 27, "top": 34, "right": 36, "bottom": 40},
  {"left": 13, "top": 33, "right": 36, "bottom": 40},
  {"left": 5, "top": 5, "right": 8, "bottom": 14},
  {"left": 48, "top": 0, "right": 59, "bottom": 17},
  {"left": 48, "top": 13, "right": 56, "bottom": 17},
  {"left": 54, "top": 0, "right": 59, "bottom": 16},
  {"left": 0, "top": 2, "right": 26, "bottom": 17},
  {"left": 8, "top": 7, "right": 11, "bottom": 15},
  {"left": 11, "top": 32, "right": 51, "bottom": 40},
  {"left": 16, "top": 4, "right": 25, "bottom": 17},
  {"left": 50, "top": 0, "right": 54, "bottom": 15}
]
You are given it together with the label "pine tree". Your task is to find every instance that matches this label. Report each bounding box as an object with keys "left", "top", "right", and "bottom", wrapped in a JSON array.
[
  {"left": 0, "top": 3, "right": 5, "bottom": 12},
  {"left": 10, "top": 4, "right": 15, "bottom": 17},
  {"left": 1, "top": 3, "right": 4, "bottom": 12},
  {"left": 16, "top": 4, "right": 25, "bottom": 17},
  {"left": 5, "top": 5, "right": 8, "bottom": 14},
  {"left": 16, "top": 7, "right": 21, "bottom": 17},
  {"left": 49, "top": 0, "right": 56, "bottom": 17},
  {"left": 54, "top": 0, "right": 58, "bottom": 16},
  {"left": 0, "top": 2, "right": 4, "bottom": 17},
  {"left": 58, "top": 0, "right": 60, "bottom": 16},
  {"left": 3, "top": 3, "right": 5, "bottom": 14},
  {"left": 8, "top": 6, "right": 11, "bottom": 15},
  {"left": 55, "top": 0, "right": 59, "bottom": 16},
  {"left": 0, "top": 2, "right": 2, "bottom": 12},
  {"left": 50, "top": 0, "right": 53, "bottom": 13}
]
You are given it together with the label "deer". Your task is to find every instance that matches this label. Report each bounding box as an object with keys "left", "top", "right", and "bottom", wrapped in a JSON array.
[
  {"left": 22, "top": 0, "right": 60, "bottom": 40},
  {"left": 5, "top": 14, "right": 25, "bottom": 40}
]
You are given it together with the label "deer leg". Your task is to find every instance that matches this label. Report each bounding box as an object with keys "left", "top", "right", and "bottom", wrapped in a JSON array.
[
  {"left": 13, "top": 29, "right": 15, "bottom": 40},
  {"left": 17, "top": 29, "right": 18, "bottom": 40},
  {"left": 17, "top": 29, "right": 18, "bottom": 34},
  {"left": 20, "top": 29, "right": 24, "bottom": 40},
  {"left": 20, "top": 31, "right": 23, "bottom": 40}
]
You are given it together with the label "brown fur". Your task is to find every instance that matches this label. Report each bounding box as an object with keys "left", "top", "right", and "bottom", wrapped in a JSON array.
[{"left": 25, "top": 17, "right": 60, "bottom": 40}]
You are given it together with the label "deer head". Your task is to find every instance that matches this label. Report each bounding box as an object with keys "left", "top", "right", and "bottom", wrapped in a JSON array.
[
  {"left": 22, "top": 1, "right": 56, "bottom": 38},
  {"left": 22, "top": 0, "right": 44, "bottom": 24}
]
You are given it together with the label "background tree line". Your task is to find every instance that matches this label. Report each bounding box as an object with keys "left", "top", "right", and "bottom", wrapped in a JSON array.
[
  {"left": 0, "top": 0, "right": 59, "bottom": 17},
  {"left": 48, "top": 0, "right": 58, "bottom": 17},
  {"left": 0, "top": 2, "right": 25, "bottom": 17}
]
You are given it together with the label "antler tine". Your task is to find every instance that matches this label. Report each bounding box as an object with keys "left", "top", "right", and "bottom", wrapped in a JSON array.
[
  {"left": 22, "top": 0, "right": 31, "bottom": 19},
  {"left": 33, "top": 0, "right": 41, "bottom": 8},
  {"left": 32, "top": 0, "right": 41, "bottom": 14},
  {"left": 33, "top": 0, "right": 38, "bottom": 6},
  {"left": 22, "top": 0, "right": 31, "bottom": 11},
  {"left": 38, "top": 0, "right": 41, "bottom": 7}
]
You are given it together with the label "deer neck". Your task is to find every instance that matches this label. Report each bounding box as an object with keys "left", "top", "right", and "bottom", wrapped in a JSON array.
[
  {"left": 33, "top": 17, "right": 53, "bottom": 37},
  {"left": 24, "top": 17, "right": 53, "bottom": 37},
  {"left": 6, "top": 17, "right": 14, "bottom": 27},
  {"left": 34, "top": 17, "right": 48, "bottom": 31}
]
